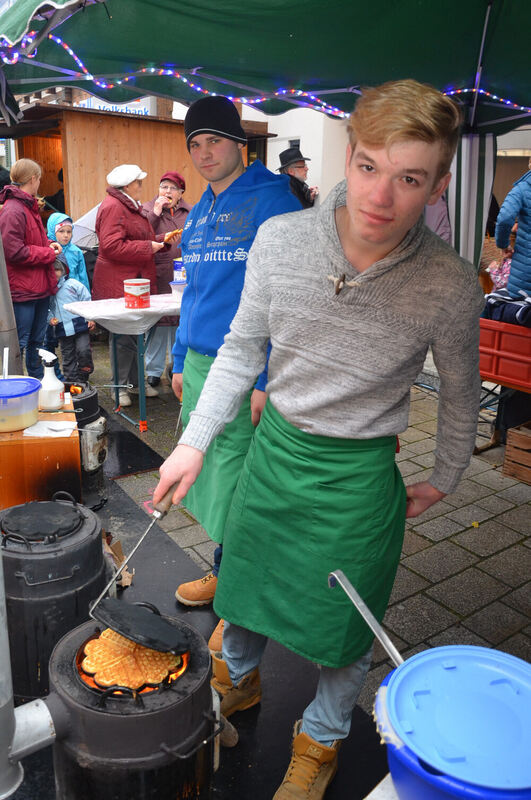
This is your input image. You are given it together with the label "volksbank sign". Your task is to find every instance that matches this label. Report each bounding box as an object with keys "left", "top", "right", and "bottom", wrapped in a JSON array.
[{"left": 74, "top": 96, "right": 154, "bottom": 116}]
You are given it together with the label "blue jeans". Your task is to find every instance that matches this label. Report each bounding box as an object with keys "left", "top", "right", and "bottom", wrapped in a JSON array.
[
  {"left": 13, "top": 297, "right": 50, "bottom": 378},
  {"left": 212, "top": 545, "right": 223, "bottom": 578},
  {"left": 222, "top": 621, "right": 373, "bottom": 745}
]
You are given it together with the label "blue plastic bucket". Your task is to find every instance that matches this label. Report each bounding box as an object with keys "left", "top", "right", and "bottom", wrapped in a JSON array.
[{"left": 374, "top": 646, "right": 531, "bottom": 800}]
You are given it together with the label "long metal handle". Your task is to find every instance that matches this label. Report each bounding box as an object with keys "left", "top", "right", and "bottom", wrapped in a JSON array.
[
  {"left": 328, "top": 569, "right": 404, "bottom": 667},
  {"left": 89, "top": 484, "right": 178, "bottom": 616}
]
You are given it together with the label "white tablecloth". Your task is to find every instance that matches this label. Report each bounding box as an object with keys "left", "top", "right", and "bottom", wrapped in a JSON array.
[{"left": 64, "top": 294, "right": 182, "bottom": 335}]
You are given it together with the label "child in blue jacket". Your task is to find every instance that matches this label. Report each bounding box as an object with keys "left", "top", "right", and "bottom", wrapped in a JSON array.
[
  {"left": 48, "top": 257, "right": 94, "bottom": 383},
  {"left": 47, "top": 212, "right": 90, "bottom": 290}
]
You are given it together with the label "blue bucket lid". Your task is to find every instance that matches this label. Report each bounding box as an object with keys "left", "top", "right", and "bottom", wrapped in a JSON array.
[
  {"left": 0, "top": 377, "right": 41, "bottom": 399},
  {"left": 386, "top": 645, "right": 531, "bottom": 790},
  {"left": 170, "top": 279, "right": 186, "bottom": 285}
]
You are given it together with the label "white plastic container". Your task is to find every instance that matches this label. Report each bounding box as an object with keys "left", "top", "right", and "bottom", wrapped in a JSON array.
[
  {"left": 0, "top": 377, "right": 41, "bottom": 432},
  {"left": 38, "top": 349, "right": 65, "bottom": 411},
  {"left": 170, "top": 279, "right": 186, "bottom": 296}
]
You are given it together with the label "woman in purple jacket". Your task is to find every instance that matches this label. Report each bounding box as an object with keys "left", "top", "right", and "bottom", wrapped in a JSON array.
[{"left": 142, "top": 171, "right": 192, "bottom": 394}]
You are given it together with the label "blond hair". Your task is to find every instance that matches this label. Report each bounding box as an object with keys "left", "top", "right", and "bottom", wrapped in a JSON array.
[
  {"left": 347, "top": 80, "right": 462, "bottom": 180},
  {"left": 10, "top": 158, "right": 42, "bottom": 187}
]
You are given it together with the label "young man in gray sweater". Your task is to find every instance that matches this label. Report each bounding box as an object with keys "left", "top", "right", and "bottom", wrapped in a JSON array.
[{"left": 154, "top": 79, "right": 484, "bottom": 800}]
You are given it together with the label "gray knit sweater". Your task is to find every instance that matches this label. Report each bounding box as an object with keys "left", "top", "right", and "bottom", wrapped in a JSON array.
[{"left": 180, "top": 180, "right": 485, "bottom": 494}]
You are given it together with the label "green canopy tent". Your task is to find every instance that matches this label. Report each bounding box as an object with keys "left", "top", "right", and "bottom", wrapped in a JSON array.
[{"left": 0, "top": 0, "right": 530, "bottom": 264}]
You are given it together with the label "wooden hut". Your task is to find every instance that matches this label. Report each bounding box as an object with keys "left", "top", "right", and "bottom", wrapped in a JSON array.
[{"left": 5, "top": 102, "right": 269, "bottom": 219}]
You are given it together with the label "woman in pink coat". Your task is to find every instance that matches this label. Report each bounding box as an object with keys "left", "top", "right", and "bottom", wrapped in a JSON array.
[
  {"left": 0, "top": 158, "right": 61, "bottom": 377},
  {"left": 92, "top": 164, "right": 166, "bottom": 407}
]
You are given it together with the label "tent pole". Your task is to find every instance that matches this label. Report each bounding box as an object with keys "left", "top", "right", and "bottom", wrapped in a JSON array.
[
  {"left": 0, "top": 237, "right": 22, "bottom": 375},
  {"left": 469, "top": 1, "right": 493, "bottom": 127}
]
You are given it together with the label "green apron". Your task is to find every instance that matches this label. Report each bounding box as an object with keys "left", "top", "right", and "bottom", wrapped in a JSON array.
[
  {"left": 181, "top": 348, "right": 256, "bottom": 544},
  {"left": 214, "top": 400, "right": 406, "bottom": 668}
]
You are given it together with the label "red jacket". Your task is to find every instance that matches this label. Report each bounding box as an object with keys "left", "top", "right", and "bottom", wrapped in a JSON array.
[
  {"left": 0, "top": 185, "right": 57, "bottom": 302},
  {"left": 142, "top": 197, "right": 192, "bottom": 293},
  {"left": 92, "top": 187, "right": 159, "bottom": 300}
]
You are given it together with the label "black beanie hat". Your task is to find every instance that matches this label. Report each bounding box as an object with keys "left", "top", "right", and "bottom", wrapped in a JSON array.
[{"left": 184, "top": 96, "right": 247, "bottom": 149}]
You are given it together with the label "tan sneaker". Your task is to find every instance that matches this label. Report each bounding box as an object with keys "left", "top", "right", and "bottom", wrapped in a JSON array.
[
  {"left": 175, "top": 572, "right": 217, "bottom": 606},
  {"left": 208, "top": 619, "right": 224, "bottom": 653},
  {"left": 273, "top": 721, "right": 340, "bottom": 799},
  {"left": 210, "top": 652, "right": 261, "bottom": 718}
]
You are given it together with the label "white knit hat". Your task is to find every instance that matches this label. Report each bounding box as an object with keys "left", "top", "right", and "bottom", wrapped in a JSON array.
[{"left": 106, "top": 164, "right": 147, "bottom": 187}]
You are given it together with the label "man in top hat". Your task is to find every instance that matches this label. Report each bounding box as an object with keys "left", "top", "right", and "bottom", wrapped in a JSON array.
[
  {"left": 170, "top": 95, "right": 302, "bottom": 648},
  {"left": 278, "top": 145, "right": 319, "bottom": 208}
]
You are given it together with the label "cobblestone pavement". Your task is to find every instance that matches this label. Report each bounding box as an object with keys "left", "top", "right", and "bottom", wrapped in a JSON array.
[{"left": 91, "top": 339, "right": 530, "bottom": 713}]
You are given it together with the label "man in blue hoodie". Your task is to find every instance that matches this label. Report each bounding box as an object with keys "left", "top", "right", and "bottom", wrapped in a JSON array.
[{"left": 171, "top": 96, "right": 302, "bottom": 646}]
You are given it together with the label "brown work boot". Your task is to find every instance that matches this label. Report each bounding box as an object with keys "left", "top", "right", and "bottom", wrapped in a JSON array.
[
  {"left": 208, "top": 619, "right": 225, "bottom": 653},
  {"left": 273, "top": 721, "right": 341, "bottom": 799},
  {"left": 210, "top": 652, "right": 261, "bottom": 718},
  {"left": 175, "top": 572, "right": 217, "bottom": 606}
]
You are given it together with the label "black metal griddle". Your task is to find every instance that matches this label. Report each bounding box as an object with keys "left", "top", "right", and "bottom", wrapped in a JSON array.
[{"left": 91, "top": 598, "right": 189, "bottom": 655}]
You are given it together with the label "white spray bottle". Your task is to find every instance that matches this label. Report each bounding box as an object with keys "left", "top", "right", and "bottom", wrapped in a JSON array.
[{"left": 38, "top": 348, "right": 64, "bottom": 411}]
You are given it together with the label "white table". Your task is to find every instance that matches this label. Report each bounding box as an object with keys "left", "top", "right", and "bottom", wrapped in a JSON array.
[{"left": 65, "top": 295, "right": 182, "bottom": 431}]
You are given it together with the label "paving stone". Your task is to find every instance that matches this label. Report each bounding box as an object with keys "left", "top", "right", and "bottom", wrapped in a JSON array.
[
  {"left": 493, "top": 505, "right": 531, "bottom": 533},
  {"left": 157, "top": 507, "right": 199, "bottom": 532},
  {"left": 462, "top": 601, "right": 529, "bottom": 645},
  {"left": 165, "top": 523, "right": 210, "bottom": 548},
  {"left": 428, "top": 624, "right": 489, "bottom": 648},
  {"left": 480, "top": 545, "right": 531, "bottom": 587},
  {"left": 470, "top": 469, "right": 518, "bottom": 492},
  {"left": 402, "top": 437, "right": 436, "bottom": 455},
  {"left": 406, "top": 500, "right": 455, "bottom": 526},
  {"left": 403, "top": 469, "right": 433, "bottom": 486},
  {"left": 409, "top": 452, "right": 436, "bottom": 469},
  {"left": 412, "top": 516, "right": 465, "bottom": 542},
  {"left": 397, "top": 427, "right": 430, "bottom": 443},
  {"left": 474, "top": 494, "right": 515, "bottom": 514},
  {"left": 453, "top": 520, "right": 523, "bottom": 556},
  {"left": 401, "top": 530, "right": 432, "bottom": 556},
  {"left": 372, "top": 631, "right": 407, "bottom": 665},
  {"left": 462, "top": 456, "right": 496, "bottom": 479},
  {"left": 415, "top": 419, "right": 440, "bottom": 435},
  {"left": 408, "top": 409, "right": 434, "bottom": 425},
  {"left": 395, "top": 447, "right": 414, "bottom": 462},
  {"left": 444, "top": 503, "right": 494, "bottom": 527},
  {"left": 357, "top": 663, "right": 393, "bottom": 715},
  {"left": 501, "top": 584, "right": 531, "bottom": 617},
  {"left": 389, "top": 565, "right": 430, "bottom": 604},
  {"left": 115, "top": 471, "right": 160, "bottom": 498},
  {"left": 496, "top": 483, "right": 531, "bottom": 504},
  {"left": 425, "top": 568, "right": 508, "bottom": 615},
  {"left": 384, "top": 595, "right": 457, "bottom": 644},
  {"left": 443, "top": 479, "right": 493, "bottom": 508},
  {"left": 183, "top": 547, "right": 211, "bottom": 571},
  {"left": 193, "top": 539, "right": 218, "bottom": 566},
  {"left": 397, "top": 460, "right": 426, "bottom": 478},
  {"left": 498, "top": 633, "right": 531, "bottom": 662},
  {"left": 402, "top": 541, "right": 477, "bottom": 582}
]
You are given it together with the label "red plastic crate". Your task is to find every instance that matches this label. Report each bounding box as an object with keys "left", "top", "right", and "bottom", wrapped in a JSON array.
[{"left": 479, "top": 318, "right": 531, "bottom": 392}]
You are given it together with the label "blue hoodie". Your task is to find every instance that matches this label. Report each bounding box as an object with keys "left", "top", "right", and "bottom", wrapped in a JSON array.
[
  {"left": 171, "top": 160, "right": 301, "bottom": 387},
  {"left": 495, "top": 170, "right": 531, "bottom": 298},
  {"left": 48, "top": 264, "right": 91, "bottom": 338},
  {"left": 47, "top": 212, "right": 90, "bottom": 291}
]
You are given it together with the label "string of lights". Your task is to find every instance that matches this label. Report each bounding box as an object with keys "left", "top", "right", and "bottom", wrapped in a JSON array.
[{"left": 1, "top": 31, "right": 530, "bottom": 119}]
